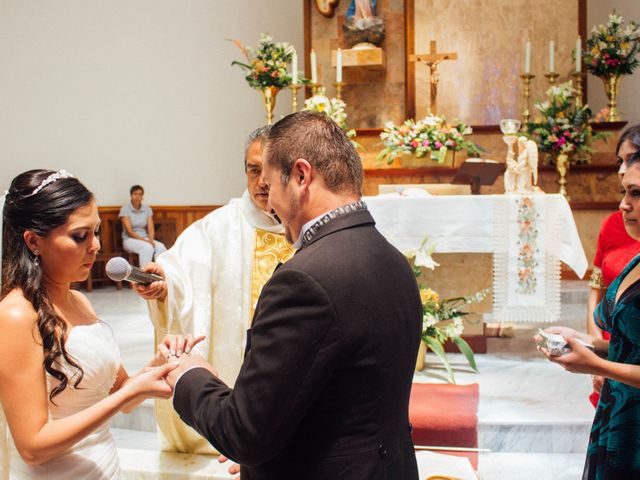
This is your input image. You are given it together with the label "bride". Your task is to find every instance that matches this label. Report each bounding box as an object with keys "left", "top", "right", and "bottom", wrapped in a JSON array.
[{"left": 0, "top": 169, "right": 201, "bottom": 479}]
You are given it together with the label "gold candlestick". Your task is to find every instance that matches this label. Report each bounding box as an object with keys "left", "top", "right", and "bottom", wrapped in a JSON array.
[
  {"left": 289, "top": 83, "right": 302, "bottom": 113},
  {"left": 544, "top": 72, "right": 559, "bottom": 85},
  {"left": 556, "top": 153, "right": 570, "bottom": 201},
  {"left": 334, "top": 81, "right": 345, "bottom": 100},
  {"left": 572, "top": 72, "right": 584, "bottom": 108},
  {"left": 311, "top": 83, "right": 323, "bottom": 96},
  {"left": 520, "top": 74, "right": 535, "bottom": 125}
]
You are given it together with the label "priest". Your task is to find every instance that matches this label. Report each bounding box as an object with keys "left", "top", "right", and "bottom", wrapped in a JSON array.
[{"left": 133, "top": 125, "right": 295, "bottom": 454}]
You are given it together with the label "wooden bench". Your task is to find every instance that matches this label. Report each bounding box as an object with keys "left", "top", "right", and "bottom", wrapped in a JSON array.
[{"left": 77, "top": 217, "right": 177, "bottom": 291}]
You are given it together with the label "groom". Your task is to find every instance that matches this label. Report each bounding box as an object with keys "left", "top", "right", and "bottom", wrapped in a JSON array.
[{"left": 165, "top": 111, "right": 422, "bottom": 479}]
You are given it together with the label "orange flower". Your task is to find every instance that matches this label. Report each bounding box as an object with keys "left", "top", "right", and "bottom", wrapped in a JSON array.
[
  {"left": 519, "top": 268, "right": 532, "bottom": 280},
  {"left": 520, "top": 244, "right": 533, "bottom": 255},
  {"left": 233, "top": 39, "right": 250, "bottom": 61}
]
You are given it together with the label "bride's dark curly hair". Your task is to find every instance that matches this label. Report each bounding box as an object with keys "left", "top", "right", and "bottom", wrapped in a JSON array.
[{"left": 2, "top": 169, "right": 94, "bottom": 401}]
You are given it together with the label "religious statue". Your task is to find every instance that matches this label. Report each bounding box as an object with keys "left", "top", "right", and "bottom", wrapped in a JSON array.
[
  {"left": 315, "top": 0, "right": 339, "bottom": 17},
  {"left": 342, "top": 0, "right": 385, "bottom": 48},
  {"left": 504, "top": 136, "right": 540, "bottom": 194}
]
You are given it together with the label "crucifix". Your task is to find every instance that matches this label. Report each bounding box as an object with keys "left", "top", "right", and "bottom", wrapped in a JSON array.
[{"left": 410, "top": 40, "right": 458, "bottom": 115}]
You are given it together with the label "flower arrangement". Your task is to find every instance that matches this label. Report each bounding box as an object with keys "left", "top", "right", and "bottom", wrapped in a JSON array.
[
  {"left": 527, "top": 81, "right": 608, "bottom": 163},
  {"left": 377, "top": 114, "right": 481, "bottom": 165},
  {"left": 231, "top": 33, "right": 300, "bottom": 89},
  {"left": 406, "top": 237, "right": 488, "bottom": 383},
  {"left": 302, "top": 87, "right": 356, "bottom": 140},
  {"left": 583, "top": 12, "right": 640, "bottom": 77}
]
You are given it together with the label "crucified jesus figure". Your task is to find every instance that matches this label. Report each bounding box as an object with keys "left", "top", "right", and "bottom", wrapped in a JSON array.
[
  {"left": 412, "top": 41, "right": 457, "bottom": 114},
  {"left": 424, "top": 59, "right": 446, "bottom": 111}
]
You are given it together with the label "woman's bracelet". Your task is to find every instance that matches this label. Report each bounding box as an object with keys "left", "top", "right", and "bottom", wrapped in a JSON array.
[{"left": 588, "top": 268, "right": 605, "bottom": 290}]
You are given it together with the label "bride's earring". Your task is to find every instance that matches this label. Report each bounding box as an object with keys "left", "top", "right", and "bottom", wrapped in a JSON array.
[{"left": 33, "top": 250, "right": 40, "bottom": 267}]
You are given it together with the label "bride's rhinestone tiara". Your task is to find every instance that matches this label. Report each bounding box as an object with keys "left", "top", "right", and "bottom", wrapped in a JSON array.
[{"left": 27, "top": 169, "right": 74, "bottom": 197}]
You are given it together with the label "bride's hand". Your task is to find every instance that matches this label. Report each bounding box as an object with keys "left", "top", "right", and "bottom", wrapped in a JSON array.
[
  {"left": 127, "top": 363, "right": 178, "bottom": 399},
  {"left": 147, "top": 334, "right": 207, "bottom": 367},
  {"left": 160, "top": 334, "right": 206, "bottom": 358}
]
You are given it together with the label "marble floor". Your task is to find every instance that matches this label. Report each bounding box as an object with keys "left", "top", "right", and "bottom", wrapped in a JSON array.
[{"left": 86, "top": 280, "right": 595, "bottom": 479}]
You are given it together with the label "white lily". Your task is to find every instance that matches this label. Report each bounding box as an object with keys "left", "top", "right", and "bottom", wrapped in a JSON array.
[{"left": 415, "top": 248, "right": 439, "bottom": 270}]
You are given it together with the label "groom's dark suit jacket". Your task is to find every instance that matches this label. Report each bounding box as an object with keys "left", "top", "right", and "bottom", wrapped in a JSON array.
[{"left": 173, "top": 209, "right": 422, "bottom": 479}]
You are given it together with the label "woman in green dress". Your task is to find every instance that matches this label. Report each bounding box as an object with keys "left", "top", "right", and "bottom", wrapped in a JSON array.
[{"left": 538, "top": 149, "right": 640, "bottom": 479}]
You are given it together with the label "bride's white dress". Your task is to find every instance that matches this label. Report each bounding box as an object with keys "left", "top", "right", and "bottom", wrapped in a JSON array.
[{"left": 6, "top": 322, "right": 122, "bottom": 479}]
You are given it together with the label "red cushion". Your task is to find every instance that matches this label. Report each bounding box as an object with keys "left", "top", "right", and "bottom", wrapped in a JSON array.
[
  {"left": 409, "top": 383, "right": 479, "bottom": 448},
  {"left": 410, "top": 383, "right": 480, "bottom": 470}
]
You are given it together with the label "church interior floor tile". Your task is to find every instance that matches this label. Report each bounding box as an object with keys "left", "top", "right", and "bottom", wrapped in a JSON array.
[{"left": 86, "top": 280, "right": 594, "bottom": 478}]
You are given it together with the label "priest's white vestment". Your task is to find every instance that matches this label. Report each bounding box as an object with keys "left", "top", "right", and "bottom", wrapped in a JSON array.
[{"left": 148, "top": 190, "right": 294, "bottom": 454}]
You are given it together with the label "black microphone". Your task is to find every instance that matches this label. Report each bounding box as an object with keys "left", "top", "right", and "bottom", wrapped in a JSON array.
[{"left": 105, "top": 257, "right": 164, "bottom": 285}]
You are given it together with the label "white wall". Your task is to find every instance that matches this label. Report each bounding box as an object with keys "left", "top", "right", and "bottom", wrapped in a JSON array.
[
  {"left": 0, "top": 1, "right": 304, "bottom": 206},
  {"left": 587, "top": 0, "right": 640, "bottom": 126}
]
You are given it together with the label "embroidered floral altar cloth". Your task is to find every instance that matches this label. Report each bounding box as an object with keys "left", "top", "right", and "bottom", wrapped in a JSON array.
[{"left": 365, "top": 194, "right": 587, "bottom": 323}]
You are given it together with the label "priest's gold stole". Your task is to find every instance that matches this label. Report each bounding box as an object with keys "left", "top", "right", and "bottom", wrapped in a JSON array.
[{"left": 250, "top": 229, "right": 295, "bottom": 318}]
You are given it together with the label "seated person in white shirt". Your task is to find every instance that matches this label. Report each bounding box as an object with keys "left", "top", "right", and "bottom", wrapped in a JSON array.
[{"left": 119, "top": 185, "right": 166, "bottom": 266}]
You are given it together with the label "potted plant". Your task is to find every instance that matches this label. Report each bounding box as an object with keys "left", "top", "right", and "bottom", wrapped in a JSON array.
[
  {"left": 377, "top": 114, "right": 481, "bottom": 167},
  {"left": 231, "top": 33, "right": 302, "bottom": 123},
  {"left": 582, "top": 11, "right": 640, "bottom": 121},
  {"left": 527, "top": 81, "right": 609, "bottom": 197},
  {"left": 406, "top": 237, "right": 488, "bottom": 383}
]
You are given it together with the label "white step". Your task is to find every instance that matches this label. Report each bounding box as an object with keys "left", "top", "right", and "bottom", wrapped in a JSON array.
[
  {"left": 477, "top": 452, "right": 584, "bottom": 480},
  {"left": 113, "top": 429, "right": 586, "bottom": 479}
]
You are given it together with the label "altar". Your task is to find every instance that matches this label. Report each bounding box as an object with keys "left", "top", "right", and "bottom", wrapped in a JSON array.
[{"left": 365, "top": 193, "right": 587, "bottom": 330}]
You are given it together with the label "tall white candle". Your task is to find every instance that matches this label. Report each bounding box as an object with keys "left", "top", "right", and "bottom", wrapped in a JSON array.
[
  {"left": 291, "top": 51, "right": 298, "bottom": 84},
  {"left": 576, "top": 37, "right": 582, "bottom": 73},
  {"left": 549, "top": 40, "right": 555, "bottom": 73},
  {"left": 524, "top": 40, "right": 531, "bottom": 74},
  {"left": 310, "top": 49, "right": 318, "bottom": 84},
  {"left": 336, "top": 48, "right": 343, "bottom": 83}
]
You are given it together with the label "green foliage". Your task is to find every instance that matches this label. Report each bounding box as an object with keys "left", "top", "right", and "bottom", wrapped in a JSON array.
[
  {"left": 406, "top": 237, "right": 488, "bottom": 383},
  {"left": 231, "top": 33, "right": 304, "bottom": 89},
  {"left": 377, "top": 115, "right": 482, "bottom": 165},
  {"left": 526, "top": 82, "right": 610, "bottom": 164}
]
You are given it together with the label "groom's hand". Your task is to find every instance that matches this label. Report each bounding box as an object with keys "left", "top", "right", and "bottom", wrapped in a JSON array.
[{"left": 164, "top": 353, "right": 219, "bottom": 389}]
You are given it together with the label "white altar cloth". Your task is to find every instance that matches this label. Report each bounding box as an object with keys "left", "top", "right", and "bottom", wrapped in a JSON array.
[{"left": 365, "top": 194, "right": 588, "bottom": 323}]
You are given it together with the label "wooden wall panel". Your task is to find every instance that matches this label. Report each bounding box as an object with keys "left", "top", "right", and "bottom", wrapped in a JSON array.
[
  {"left": 97, "top": 205, "right": 219, "bottom": 253},
  {"left": 413, "top": 0, "right": 580, "bottom": 124},
  {"left": 307, "top": 0, "right": 585, "bottom": 127},
  {"left": 307, "top": 0, "right": 407, "bottom": 128}
]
